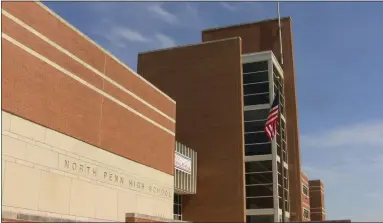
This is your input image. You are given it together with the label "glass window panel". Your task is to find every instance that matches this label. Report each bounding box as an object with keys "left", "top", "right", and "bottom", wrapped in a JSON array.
[
  {"left": 246, "top": 215, "right": 274, "bottom": 223},
  {"left": 302, "top": 184, "right": 309, "bottom": 196},
  {"left": 246, "top": 197, "right": 274, "bottom": 209},
  {"left": 244, "top": 109, "right": 269, "bottom": 121},
  {"left": 245, "top": 143, "right": 272, "bottom": 156},
  {"left": 246, "top": 184, "right": 273, "bottom": 197},
  {"left": 246, "top": 160, "right": 272, "bottom": 172},
  {"left": 245, "top": 120, "right": 266, "bottom": 132},
  {"left": 246, "top": 172, "right": 273, "bottom": 184},
  {"left": 243, "top": 71, "right": 269, "bottom": 84},
  {"left": 244, "top": 82, "right": 269, "bottom": 95},
  {"left": 244, "top": 94, "right": 269, "bottom": 106},
  {"left": 243, "top": 61, "right": 268, "bottom": 73},
  {"left": 245, "top": 132, "right": 269, "bottom": 144},
  {"left": 174, "top": 194, "right": 179, "bottom": 204}
]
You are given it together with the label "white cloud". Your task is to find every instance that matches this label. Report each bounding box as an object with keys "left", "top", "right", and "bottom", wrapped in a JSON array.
[
  {"left": 155, "top": 33, "right": 176, "bottom": 48},
  {"left": 301, "top": 121, "right": 383, "bottom": 149},
  {"left": 220, "top": 3, "right": 237, "bottom": 11},
  {"left": 111, "top": 26, "right": 151, "bottom": 43},
  {"left": 366, "top": 192, "right": 380, "bottom": 198},
  {"left": 148, "top": 3, "right": 178, "bottom": 25}
]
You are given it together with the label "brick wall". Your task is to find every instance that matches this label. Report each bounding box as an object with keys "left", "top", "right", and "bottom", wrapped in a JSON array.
[
  {"left": 1, "top": 1, "right": 175, "bottom": 175},
  {"left": 138, "top": 38, "right": 245, "bottom": 222},
  {"left": 309, "top": 180, "right": 326, "bottom": 221},
  {"left": 301, "top": 172, "right": 310, "bottom": 221},
  {"left": 201, "top": 18, "right": 303, "bottom": 221}
]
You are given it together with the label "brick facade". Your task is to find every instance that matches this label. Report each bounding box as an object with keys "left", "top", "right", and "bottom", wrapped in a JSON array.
[
  {"left": 301, "top": 172, "right": 311, "bottom": 221},
  {"left": 138, "top": 38, "right": 246, "bottom": 222},
  {"left": 309, "top": 180, "right": 326, "bottom": 221},
  {"left": 2, "top": 1, "right": 175, "bottom": 175},
  {"left": 201, "top": 18, "right": 303, "bottom": 221}
]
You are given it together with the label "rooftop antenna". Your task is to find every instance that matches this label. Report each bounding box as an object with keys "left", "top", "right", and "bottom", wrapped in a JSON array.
[{"left": 277, "top": 2, "right": 284, "bottom": 65}]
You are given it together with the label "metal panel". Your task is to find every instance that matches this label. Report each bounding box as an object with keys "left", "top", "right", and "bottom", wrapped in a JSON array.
[{"left": 174, "top": 141, "right": 197, "bottom": 194}]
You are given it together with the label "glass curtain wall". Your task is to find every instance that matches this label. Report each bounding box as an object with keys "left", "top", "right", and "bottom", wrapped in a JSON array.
[{"left": 243, "top": 56, "right": 289, "bottom": 223}]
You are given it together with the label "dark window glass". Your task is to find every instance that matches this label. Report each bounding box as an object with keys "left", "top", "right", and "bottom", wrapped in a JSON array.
[
  {"left": 244, "top": 94, "right": 269, "bottom": 106},
  {"left": 244, "top": 82, "right": 269, "bottom": 95},
  {"left": 279, "top": 197, "right": 283, "bottom": 209},
  {"left": 303, "top": 209, "right": 310, "bottom": 219},
  {"left": 243, "top": 61, "right": 268, "bottom": 73},
  {"left": 243, "top": 71, "right": 269, "bottom": 84},
  {"left": 246, "top": 172, "right": 273, "bottom": 184},
  {"left": 244, "top": 109, "right": 269, "bottom": 121},
  {"left": 245, "top": 143, "right": 272, "bottom": 156},
  {"left": 246, "top": 184, "right": 273, "bottom": 197},
  {"left": 245, "top": 120, "right": 266, "bottom": 132},
  {"left": 245, "top": 160, "right": 272, "bottom": 172},
  {"left": 246, "top": 197, "right": 274, "bottom": 209},
  {"left": 303, "top": 184, "right": 308, "bottom": 196},
  {"left": 173, "top": 194, "right": 182, "bottom": 220},
  {"left": 246, "top": 215, "right": 274, "bottom": 223},
  {"left": 245, "top": 132, "right": 269, "bottom": 144}
]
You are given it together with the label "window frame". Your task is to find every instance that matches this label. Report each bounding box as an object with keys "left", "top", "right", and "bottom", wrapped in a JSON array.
[{"left": 302, "top": 184, "right": 309, "bottom": 196}]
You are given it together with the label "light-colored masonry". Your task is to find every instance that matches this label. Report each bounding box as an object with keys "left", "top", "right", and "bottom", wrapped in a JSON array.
[{"left": 1, "top": 110, "right": 174, "bottom": 222}]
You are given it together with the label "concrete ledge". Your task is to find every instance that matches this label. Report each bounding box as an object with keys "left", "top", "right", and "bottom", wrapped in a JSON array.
[
  {"left": 125, "top": 213, "right": 186, "bottom": 222},
  {"left": 2, "top": 211, "right": 77, "bottom": 222}
]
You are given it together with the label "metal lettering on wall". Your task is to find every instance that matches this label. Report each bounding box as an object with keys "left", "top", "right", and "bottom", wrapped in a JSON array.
[
  {"left": 58, "top": 154, "right": 172, "bottom": 200},
  {"left": 175, "top": 152, "right": 191, "bottom": 174}
]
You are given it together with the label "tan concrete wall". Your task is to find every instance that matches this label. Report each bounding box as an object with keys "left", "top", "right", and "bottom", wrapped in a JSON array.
[
  {"left": 2, "top": 111, "right": 173, "bottom": 222},
  {"left": 1, "top": 1, "right": 175, "bottom": 175}
]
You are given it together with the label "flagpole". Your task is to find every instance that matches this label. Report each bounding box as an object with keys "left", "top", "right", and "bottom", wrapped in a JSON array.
[
  {"left": 277, "top": 2, "right": 284, "bottom": 65},
  {"left": 277, "top": 3, "right": 286, "bottom": 222},
  {"left": 279, "top": 89, "right": 286, "bottom": 223}
]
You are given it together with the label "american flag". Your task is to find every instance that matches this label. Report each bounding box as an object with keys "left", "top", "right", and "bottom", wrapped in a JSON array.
[{"left": 265, "top": 91, "right": 280, "bottom": 141}]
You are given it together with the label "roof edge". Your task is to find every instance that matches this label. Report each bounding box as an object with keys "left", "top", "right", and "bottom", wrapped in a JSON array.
[
  {"left": 138, "top": 36, "right": 241, "bottom": 55},
  {"left": 202, "top": 16, "right": 292, "bottom": 33}
]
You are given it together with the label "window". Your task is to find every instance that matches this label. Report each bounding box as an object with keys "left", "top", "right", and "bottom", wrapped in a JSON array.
[
  {"left": 246, "top": 184, "right": 273, "bottom": 197},
  {"left": 245, "top": 132, "right": 269, "bottom": 144},
  {"left": 244, "top": 82, "right": 269, "bottom": 95},
  {"left": 246, "top": 215, "right": 274, "bottom": 223},
  {"left": 246, "top": 172, "right": 273, "bottom": 185},
  {"left": 244, "top": 109, "right": 273, "bottom": 156},
  {"left": 243, "top": 61, "right": 271, "bottom": 106},
  {"left": 243, "top": 61, "right": 268, "bottom": 73},
  {"left": 243, "top": 71, "right": 268, "bottom": 85},
  {"left": 245, "top": 143, "right": 271, "bottom": 156},
  {"left": 303, "top": 208, "right": 310, "bottom": 219},
  {"left": 244, "top": 93, "right": 270, "bottom": 106},
  {"left": 302, "top": 184, "right": 309, "bottom": 196},
  {"left": 173, "top": 194, "right": 182, "bottom": 220},
  {"left": 246, "top": 160, "right": 272, "bottom": 173},
  {"left": 244, "top": 109, "right": 269, "bottom": 121},
  {"left": 246, "top": 197, "right": 274, "bottom": 209}
]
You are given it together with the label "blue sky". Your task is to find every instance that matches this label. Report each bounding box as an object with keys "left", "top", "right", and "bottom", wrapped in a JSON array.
[{"left": 44, "top": 1, "right": 383, "bottom": 221}]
